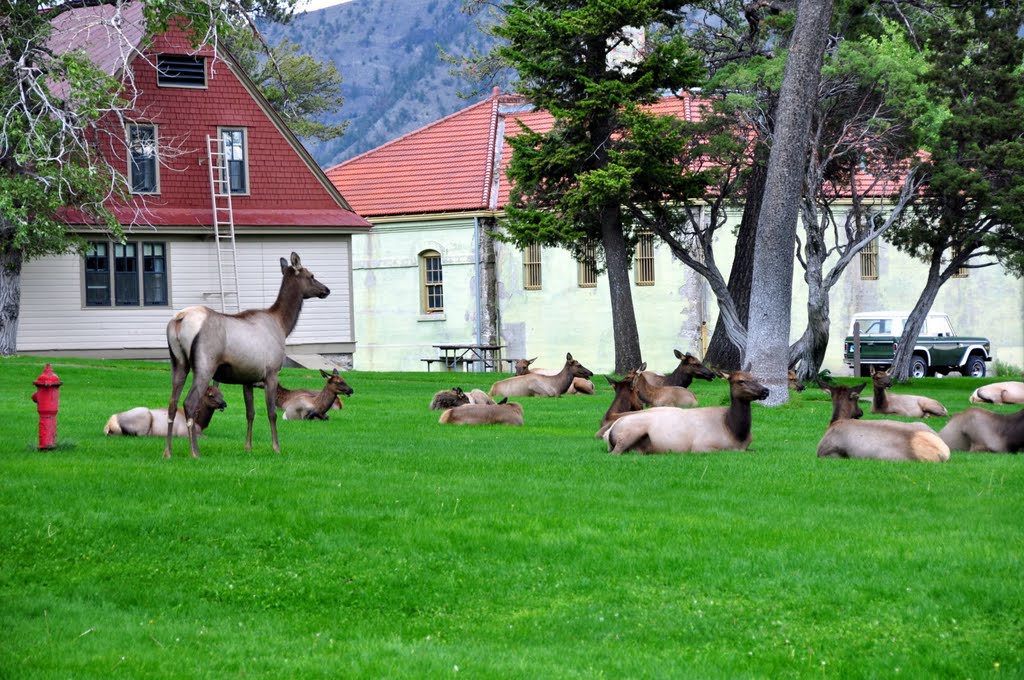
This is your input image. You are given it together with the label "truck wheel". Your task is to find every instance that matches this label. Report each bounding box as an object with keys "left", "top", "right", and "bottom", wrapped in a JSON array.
[
  {"left": 962, "top": 355, "right": 986, "bottom": 378},
  {"left": 910, "top": 356, "right": 928, "bottom": 379}
]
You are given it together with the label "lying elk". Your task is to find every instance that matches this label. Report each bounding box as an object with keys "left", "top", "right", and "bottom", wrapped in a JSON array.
[
  {"left": 275, "top": 369, "right": 353, "bottom": 420},
  {"left": 491, "top": 353, "right": 594, "bottom": 398},
  {"left": 105, "top": 384, "right": 226, "bottom": 438},
  {"left": 430, "top": 387, "right": 470, "bottom": 410},
  {"left": 788, "top": 370, "right": 806, "bottom": 392},
  {"left": 969, "top": 381, "right": 1024, "bottom": 405},
  {"left": 633, "top": 362, "right": 698, "bottom": 408},
  {"left": 512, "top": 357, "right": 595, "bottom": 395},
  {"left": 642, "top": 350, "right": 716, "bottom": 388},
  {"left": 467, "top": 388, "right": 496, "bottom": 405},
  {"left": 439, "top": 398, "right": 524, "bottom": 426},
  {"left": 939, "top": 408, "right": 1024, "bottom": 453},
  {"left": 817, "top": 382, "right": 950, "bottom": 462},
  {"left": 165, "top": 252, "right": 330, "bottom": 458},
  {"left": 595, "top": 370, "right": 643, "bottom": 439},
  {"left": 870, "top": 367, "right": 948, "bottom": 418},
  {"left": 603, "top": 370, "right": 769, "bottom": 454}
]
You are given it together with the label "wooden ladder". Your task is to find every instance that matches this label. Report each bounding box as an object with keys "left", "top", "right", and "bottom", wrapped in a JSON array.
[{"left": 206, "top": 134, "right": 240, "bottom": 314}]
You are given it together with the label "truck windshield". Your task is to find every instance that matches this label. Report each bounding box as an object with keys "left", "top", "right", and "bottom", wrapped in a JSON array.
[{"left": 856, "top": 318, "right": 892, "bottom": 335}]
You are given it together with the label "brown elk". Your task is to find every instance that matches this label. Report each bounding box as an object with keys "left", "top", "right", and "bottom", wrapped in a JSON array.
[
  {"left": 788, "top": 370, "right": 806, "bottom": 392},
  {"left": 633, "top": 363, "right": 698, "bottom": 408},
  {"left": 641, "top": 350, "right": 716, "bottom": 388},
  {"left": 491, "top": 353, "right": 594, "bottom": 398},
  {"left": 164, "top": 252, "right": 330, "bottom": 458},
  {"left": 105, "top": 384, "right": 226, "bottom": 437},
  {"left": 430, "top": 387, "right": 470, "bottom": 410},
  {"left": 595, "top": 370, "right": 643, "bottom": 438},
  {"left": 466, "top": 388, "right": 496, "bottom": 405},
  {"left": 969, "top": 381, "right": 1024, "bottom": 405},
  {"left": 512, "top": 357, "right": 595, "bottom": 395},
  {"left": 275, "top": 369, "right": 353, "bottom": 420},
  {"left": 439, "top": 398, "right": 524, "bottom": 426},
  {"left": 869, "top": 367, "right": 948, "bottom": 418},
  {"left": 603, "top": 370, "right": 769, "bottom": 454},
  {"left": 939, "top": 408, "right": 1024, "bottom": 453},
  {"left": 816, "top": 382, "right": 950, "bottom": 462}
]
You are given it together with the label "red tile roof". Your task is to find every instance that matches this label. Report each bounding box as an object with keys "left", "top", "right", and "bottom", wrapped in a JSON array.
[{"left": 328, "top": 89, "right": 913, "bottom": 218}]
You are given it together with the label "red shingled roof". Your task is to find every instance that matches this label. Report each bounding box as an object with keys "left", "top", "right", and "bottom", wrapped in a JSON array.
[{"left": 328, "top": 89, "right": 912, "bottom": 218}]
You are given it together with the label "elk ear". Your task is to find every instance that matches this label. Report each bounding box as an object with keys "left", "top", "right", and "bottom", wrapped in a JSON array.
[
  {"left": 527, "top": 357, "right": 537, "bottom": 364},
  {"left": 566, "top": 352, "right": 573, "bottom": 361},
  {"left": 290, "top": 252, "right": 301, "bottom": 268},
  {"left": 674, "top": 349, "right": 683, "bottom": 359},
  {"left": 605, "top": 375, "right": 617, "bottom": 385},
  {"left": 852, "top": 382, "right": 868, "bottom": 396},
  {"left": 320, "top": 369, "right": 330, "bottom": 378},
  {"left": 280, "top": 257, "right": 289, "bottom": 273},
  {"left": 499, "top": 397, "right": 508, "bottom": 404}
]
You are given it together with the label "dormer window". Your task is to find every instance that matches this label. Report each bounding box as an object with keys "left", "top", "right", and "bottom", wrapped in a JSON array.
[{"left": 157, "top": 54, "right": 206, "bottom": 88}]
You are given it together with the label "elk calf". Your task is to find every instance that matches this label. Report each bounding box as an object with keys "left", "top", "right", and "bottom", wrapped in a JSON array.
[
  {"left": 491, "top": 353, "right": 594, "bottom": 398},
  {"left": 633, "top": 363, "right": 698, "bottom": 408},
  {"left": 439, "top": 399, "right": 524, "bottom": 426},
  {"left": 106, "top": 385, "right": 226, "bottom": 437},
  {"left": 969, "top": 381, "right": 1024, "bottom": 405},
  {"left": 817, "top": 382, "right": 950, "bottom": 462},
  {"left": 276, "top": 369, "right": 353, "bottom": 420},
  {"left": 604, "top": 370, "right": 768, "bottom": 454},
  {"left": 939, "top": 408, "right": 1024, "bottom": 453},
  {"left": 870, "top": 368, "right": 948, "bottom": 418},
  {"left": 430, "top": 387, "right": 470, "bottom": 410}
]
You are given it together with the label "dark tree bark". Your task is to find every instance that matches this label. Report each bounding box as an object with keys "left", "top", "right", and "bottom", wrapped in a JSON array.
[
  {"left": 601, "top": 205, "right": 643, "bottom": 373},
  {"left": 745, "top": 0, "right": 835, "bottom": 405},
  {"left": 0, "top": 239, "right": 23, "bottom": 356}
]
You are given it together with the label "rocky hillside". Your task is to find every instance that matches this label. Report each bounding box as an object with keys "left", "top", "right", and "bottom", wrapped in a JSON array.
[{"left": 261, "top": 0, "right": 508, "bottom": 168}]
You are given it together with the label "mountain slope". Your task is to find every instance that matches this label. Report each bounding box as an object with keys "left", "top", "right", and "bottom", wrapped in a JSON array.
[{"left": 262, "top": 0, "right": 506, "bottom": 168}]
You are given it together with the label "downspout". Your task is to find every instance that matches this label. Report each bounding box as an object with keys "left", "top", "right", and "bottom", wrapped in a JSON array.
[{"left": 474, "top": 216, "right": 482, "bottom": 346}]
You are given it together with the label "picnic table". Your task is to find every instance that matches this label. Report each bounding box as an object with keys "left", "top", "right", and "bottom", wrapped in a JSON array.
[{"left": 422, "top": 344, "right": 505, "bottom": 372}]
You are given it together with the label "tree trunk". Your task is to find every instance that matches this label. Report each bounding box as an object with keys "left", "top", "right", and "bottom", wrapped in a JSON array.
[
  {"left": 745, "top": 0, "right": 835, "bottom": 405},
  {"left": 0, "top": 243, "right": 24, "bottom": 356},
  {"left": 601, "top": 205, "right": 642, "bottom": 374},
  {"left": 890, "top": 252, "right": 945, "bottom": 381},
  {"left": 705, "top": 144, "right": 768, "bottom": 369},
  {"left": 478, "top": 217, "right": 499, "bottom": 346}
]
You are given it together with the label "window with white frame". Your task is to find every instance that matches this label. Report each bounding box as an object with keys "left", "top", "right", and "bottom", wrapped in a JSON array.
[
  {"left": 578, "top": 243, "right": 598, "bottom": 288},
  {"left": 220, "top": 128, "right": 248, "bottom": 194},
  {"left": 523, "top": 243, "right": 542, "bottom": 290},
  {"left": 634, "top": 231, "right": 655, "bottom": 285},
  {"left": 420, "top": 250, "right": 443, "bottom": 313},
  {"left": 860, "top": 238, "right": 878, "bottom": 280},
  {"left": 84, "top": 241, "right": 168, "bottom": 307},
  {"left": 127, "top": 123, "right": 158, "bottom": 194}
]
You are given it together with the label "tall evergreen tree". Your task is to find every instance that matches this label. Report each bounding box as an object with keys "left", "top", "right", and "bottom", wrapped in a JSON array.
[{"left": 493, "top": 0, "right": 704, "bottom": 373}]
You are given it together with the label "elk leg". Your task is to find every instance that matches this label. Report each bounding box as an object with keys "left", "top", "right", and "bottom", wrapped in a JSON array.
[
  {"left": 182, "top": 381, "right": 205, "bottom": 459},
  {"left": 164, "top": 364, "right": 189, "bottom": 459},
  {"left": 263, "top": 373, "right": 281, "bottom": 453},
  {"left": 243, "top": 384, "right": 256, "bottom": 451}
]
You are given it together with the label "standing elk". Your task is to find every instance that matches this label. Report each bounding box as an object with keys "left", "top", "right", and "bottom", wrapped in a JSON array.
[
  {"left": 439, "top": 398, "right": 524, "bottom": 425},
  {"left": 869, "top": 367, "right": 948, "bottom": 418},
  {"left": 641, "top": 350, "right": 716, "bottom": 388},
  {"left": 939, "top": 408, "right": 1024, "bottom": 453},
  {"left": 603, "top": 370, "right": 769, "bottom": 454},
  {"left": 816, "top": 382, "right": 950, "bottom": 462},
  {"left": 274, "top": 368, "right": 353, "bottom": 420},
  {"left": 491, "top": 353, "right": 594, "bottom": 398},
  {"left": 512, "top": 357, "right": 595, "bottom": 394},
  {"left": 105, "top": 384, "right": 227, "bottom": 438},
  {"left": 633, "top": 362, "right": 698, "bottom": 408},
  {"left": 164, "top": 252, "right": 330, "bottom": 458},
  {"left": 969, "top": 381, "right": 1024, "bottom": 405},
  {"left": 430, "top": 387, "right": 470, "bottom": 410}
]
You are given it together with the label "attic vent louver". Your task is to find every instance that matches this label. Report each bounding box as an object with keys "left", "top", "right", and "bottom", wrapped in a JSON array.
[{"left": 157, "top": 55, "right": 206, "bottom": 87}]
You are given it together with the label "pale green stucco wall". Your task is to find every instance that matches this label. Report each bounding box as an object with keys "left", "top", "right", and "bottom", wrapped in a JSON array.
[{"left": 352, "top": 213, "right": 1023, "bottom": 375}]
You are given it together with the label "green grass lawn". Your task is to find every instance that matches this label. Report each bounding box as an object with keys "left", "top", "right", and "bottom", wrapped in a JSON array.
[{"left": 1, "top": 356, "right": 1021, "bottom": 678}]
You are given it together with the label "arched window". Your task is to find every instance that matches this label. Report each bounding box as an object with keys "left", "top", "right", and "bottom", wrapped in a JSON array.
[{"left": 420, "top": 250, "right": 444, "bottom": 313}]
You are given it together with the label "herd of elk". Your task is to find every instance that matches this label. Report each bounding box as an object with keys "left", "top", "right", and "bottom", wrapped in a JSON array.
[
  {"left": 603, "top": 370, "right": 770, "bottom": 454},
  {"left": 106, "top": 384, "right": 227, "bottom": 438},
  {"left": 512, "top": 357, "right": 595, "bottom": 394},
  {"left": 490, "top": 353, "right": 594, "bottom": 398},
  {"left": 164, "top": 252, "right": 330, "bottom": 458},
  {"left": 816, "top": 383, "right": 950, "bottom": 463}
]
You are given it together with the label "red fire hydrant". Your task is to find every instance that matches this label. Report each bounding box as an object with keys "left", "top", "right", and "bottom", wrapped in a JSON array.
[{"left": 31, "top": 364, "right": 62, "bottom": 450}]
